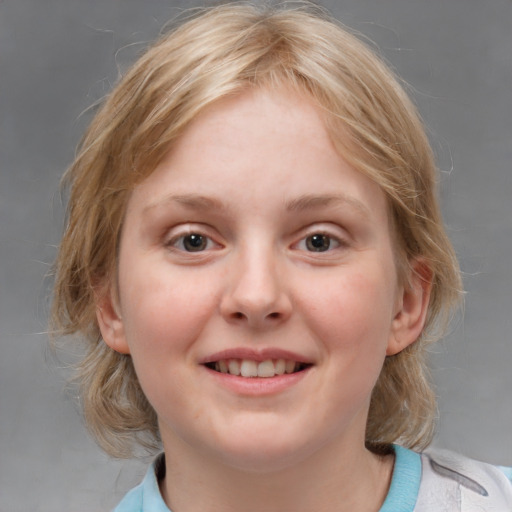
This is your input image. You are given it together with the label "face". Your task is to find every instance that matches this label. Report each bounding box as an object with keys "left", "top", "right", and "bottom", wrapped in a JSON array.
[{"left": 99, "top": 88, "right": 426, "bottom": 472}]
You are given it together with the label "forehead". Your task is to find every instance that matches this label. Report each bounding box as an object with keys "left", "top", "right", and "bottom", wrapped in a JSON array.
[
  {"left": 125, "top": 87, "right": 389, "bottom": 229},
  {"left": 169, "top": 87, "right": 329, "bottom": 167}
]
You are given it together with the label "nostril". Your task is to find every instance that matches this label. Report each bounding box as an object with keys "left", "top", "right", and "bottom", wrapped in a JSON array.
[{"left": 231, "top": 311, "right": 281, "bottom": 321}]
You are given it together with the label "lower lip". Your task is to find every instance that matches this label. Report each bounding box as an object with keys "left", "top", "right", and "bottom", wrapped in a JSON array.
[{"left": 203, "top": 366, "right": 311, "bottom": 396}]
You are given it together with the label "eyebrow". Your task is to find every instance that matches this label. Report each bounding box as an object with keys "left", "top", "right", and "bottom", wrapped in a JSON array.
[
  {"left": 143, "top": 192, "right": 371, "bottom": 218},
  {"left": 285, "top": 193, "right": 371, "bottom": 218},
  {"left": 143, "top": 194, "right": 227, "bottom": 215}
]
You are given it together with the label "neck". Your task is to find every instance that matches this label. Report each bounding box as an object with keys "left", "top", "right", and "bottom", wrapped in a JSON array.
[{"left": 160, "top": 436, "right": 394, "bottom": 512}]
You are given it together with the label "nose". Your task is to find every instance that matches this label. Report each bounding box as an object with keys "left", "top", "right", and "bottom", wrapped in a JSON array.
[{"left": 220, "top": 246, "right": 292, "bottom": 329}]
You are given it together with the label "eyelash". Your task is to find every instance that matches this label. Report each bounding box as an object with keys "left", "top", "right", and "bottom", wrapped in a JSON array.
[
  {"left": 165, "top": 227, "right": 347, "bottom": 255},
  {"left": 294, "top": 232, "right": 345, "bottom": 253},
  {"left": 166, "top": 231, "right": 220, "bottom": 253}
]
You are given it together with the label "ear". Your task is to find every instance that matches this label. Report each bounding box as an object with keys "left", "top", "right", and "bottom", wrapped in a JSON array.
[
  {"left": 387, "top": 259, "right": 432, "bottom": 356},
  {"left": 95, "top": 286, "right": 131, "bottom": 354}
]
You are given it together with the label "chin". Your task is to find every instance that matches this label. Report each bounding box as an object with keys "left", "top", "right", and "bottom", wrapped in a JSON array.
[{"left": 205, "top": 426, "right": 320, "bottom": 474}]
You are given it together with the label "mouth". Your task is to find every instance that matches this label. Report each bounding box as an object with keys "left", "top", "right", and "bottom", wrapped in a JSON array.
[{"left": 204, "top": 359, "right": 312, "bottom": 378}]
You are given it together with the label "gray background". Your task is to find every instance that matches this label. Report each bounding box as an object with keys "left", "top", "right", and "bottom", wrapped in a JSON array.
[{"left": 1, "top": 0, "right": 511, "bottom": 510}]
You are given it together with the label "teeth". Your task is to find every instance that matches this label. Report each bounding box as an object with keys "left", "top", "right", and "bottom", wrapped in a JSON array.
[
  {"left": 240, "top": 360, "right": 258, "bottom": 378},
  {"left": 274, "top": 359, "right": 286, "bottom": 375},
  {"left": 257, "top": 360, "right": 275, "bottom": 378},
  {"left": 211, "top": 358, "right": 306, "bottom": 378},
  {"left": 228, "top": 359, "right": 241, "bottom": 376},
  {"left": 285, "top": 360, "right": 296, "bottom": 374}
]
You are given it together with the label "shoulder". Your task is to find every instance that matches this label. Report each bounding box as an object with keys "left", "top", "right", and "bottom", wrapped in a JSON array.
[
  {"left": 113, "top": 482, "right": 144, "bottom": 512},
  {"left": 415, "top": 448, "right": 512, "bottom": 511},
  {"left": 112, "top": 454, "right": 170, "bottom": 512}
]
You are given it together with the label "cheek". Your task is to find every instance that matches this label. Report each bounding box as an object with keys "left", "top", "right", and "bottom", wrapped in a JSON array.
[
  {"left": 118, "top": 260, "right": 221, "bottom": 357},
  {"left": 298, "top": 268, "right": 397, "bottom": 355},
  {"left": 117, "top": 263, "right": 221, "bottom": 417}
]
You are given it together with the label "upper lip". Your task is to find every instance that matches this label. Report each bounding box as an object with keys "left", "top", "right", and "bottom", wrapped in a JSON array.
[{"left": 199, "top": 347, "right": 314, "bottom": 364}]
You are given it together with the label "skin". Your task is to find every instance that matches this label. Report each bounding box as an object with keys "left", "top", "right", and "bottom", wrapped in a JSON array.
[{"left": 97, "top": 88, "right": 430, "bottom": 512}]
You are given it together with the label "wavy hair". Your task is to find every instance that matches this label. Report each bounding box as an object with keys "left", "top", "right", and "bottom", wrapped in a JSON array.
[{"left": 52, "top": 2, "right": 462, "bottom": 457}]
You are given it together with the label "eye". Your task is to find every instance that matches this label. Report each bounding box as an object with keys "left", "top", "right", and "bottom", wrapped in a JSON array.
[
  {"left": 305, "top": 233, "right": 334, "bottom": 252},
  {"left": 170, "top": 233, "right": 216, "bottom": 252},
  {"left": 294, "top": 231, "right": 344, "bottom": 253}
]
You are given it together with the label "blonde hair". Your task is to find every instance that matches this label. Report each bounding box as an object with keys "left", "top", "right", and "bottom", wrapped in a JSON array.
[{"left": 52, "top": 2, "right": 462, "bottom": 457}]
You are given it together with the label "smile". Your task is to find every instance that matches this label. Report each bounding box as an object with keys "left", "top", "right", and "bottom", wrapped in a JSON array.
[{"left": 204, "top": 359, "right": 311, "bottom": 378}]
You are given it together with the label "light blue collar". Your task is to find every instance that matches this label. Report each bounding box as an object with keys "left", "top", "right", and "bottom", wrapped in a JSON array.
[
  {"left": 115, "top": 446, "right": 422, "bottom": 512},
  {"left": 379, "top": 445, "right": 422, "bottom": 512}
]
